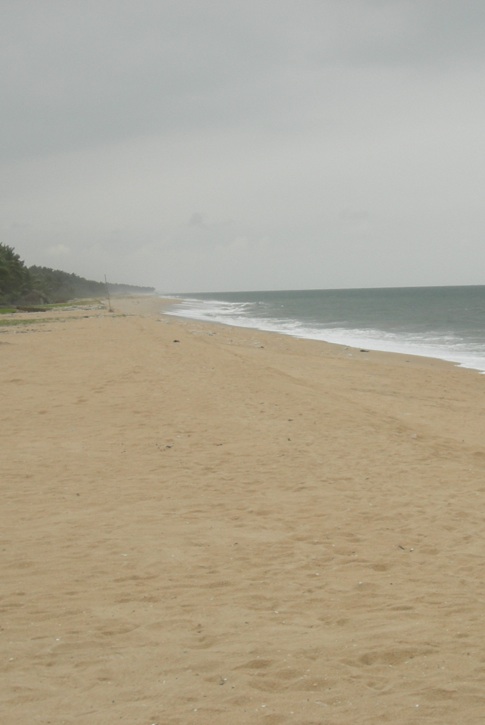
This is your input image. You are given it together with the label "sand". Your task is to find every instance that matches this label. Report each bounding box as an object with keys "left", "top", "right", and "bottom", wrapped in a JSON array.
[{"left": 1, "top": 296, "right": 485, "bottom": 724}]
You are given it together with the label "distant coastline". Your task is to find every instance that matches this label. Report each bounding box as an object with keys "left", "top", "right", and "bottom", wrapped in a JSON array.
[{"left": 0, "top": 243, "right": 155, "bottom": 307}]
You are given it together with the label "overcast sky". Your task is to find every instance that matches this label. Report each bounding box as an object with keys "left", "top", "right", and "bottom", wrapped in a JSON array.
[{"left": 2, "top": 1, "right": 485, "bottom": 292}]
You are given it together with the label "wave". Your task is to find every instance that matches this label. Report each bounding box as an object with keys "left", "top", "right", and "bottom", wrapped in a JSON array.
[{"left": 166, "top": 296, "right": 485, "bottom": 373}]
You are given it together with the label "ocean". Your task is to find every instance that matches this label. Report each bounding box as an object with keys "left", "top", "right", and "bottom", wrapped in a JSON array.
[{"left": 165, "top": 286, "right": 485, "bottom": 374}]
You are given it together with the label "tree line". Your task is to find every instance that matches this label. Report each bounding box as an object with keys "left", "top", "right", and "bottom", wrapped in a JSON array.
[{"left": 0, "top": 243, "right": 155, "bottom": 306}]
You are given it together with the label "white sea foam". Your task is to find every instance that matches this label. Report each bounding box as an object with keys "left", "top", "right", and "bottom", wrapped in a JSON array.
[{"left": 166, "top": 295, "right": 485, "bottom": 373}]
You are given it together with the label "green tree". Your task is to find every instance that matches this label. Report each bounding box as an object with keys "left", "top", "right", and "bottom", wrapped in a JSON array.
[
  {"left": 0, "top": 243, "right": 155, "bottom": 305},
  {"left": 0, "top": 244, "right": 32, "bottom": 304}
]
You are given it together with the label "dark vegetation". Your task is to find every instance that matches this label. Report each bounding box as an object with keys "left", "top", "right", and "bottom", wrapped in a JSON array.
[{"left": 0, "top": 243, "right": 155, "bottom": 307}]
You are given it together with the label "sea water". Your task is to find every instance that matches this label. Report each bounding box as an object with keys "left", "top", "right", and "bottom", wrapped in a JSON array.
[{"left": 165, "top": 286, "right": 485, "bottom": 373}]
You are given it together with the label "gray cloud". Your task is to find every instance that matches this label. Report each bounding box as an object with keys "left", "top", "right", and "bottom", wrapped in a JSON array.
[{"left": 2, "top": 1, "right": 485, "bottom": 290}]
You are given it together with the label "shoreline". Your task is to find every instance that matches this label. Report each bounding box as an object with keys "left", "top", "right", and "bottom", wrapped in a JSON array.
[
  {"left": 159, "top": 298, "right": 479, "bottom": 379},
  {"left": 164, "top": 292, "right": 485, "bottom": 375},
  {"left": 2, "top": 296, "right": 485, "bottom": 723}
]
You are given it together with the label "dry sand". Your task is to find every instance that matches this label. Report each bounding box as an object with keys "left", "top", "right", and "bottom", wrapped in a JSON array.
[{"left": 1, "top": 296, "right": 485, "bottom": 724}]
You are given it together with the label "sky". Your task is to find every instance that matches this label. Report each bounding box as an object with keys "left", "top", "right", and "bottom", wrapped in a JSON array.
[{"left": 2, "top": 0, "right": 485, "bottom": 293}]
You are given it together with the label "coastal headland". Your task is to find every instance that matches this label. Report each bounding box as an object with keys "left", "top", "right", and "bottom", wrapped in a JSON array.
[{"left": 2, "top": 296, "right": 485, "bottom": 724}]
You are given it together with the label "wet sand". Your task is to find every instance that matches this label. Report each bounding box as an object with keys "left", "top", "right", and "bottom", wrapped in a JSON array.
[{"left": 1, "top": 296, "right": 485, "bottom": 724}]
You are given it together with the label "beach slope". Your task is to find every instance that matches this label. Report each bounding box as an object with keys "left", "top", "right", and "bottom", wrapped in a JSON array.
[{"left": 1, "top": 297, "right": 485, "bottom": 724}]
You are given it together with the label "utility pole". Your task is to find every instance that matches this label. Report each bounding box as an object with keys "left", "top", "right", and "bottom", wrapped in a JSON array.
[{"left": 104, "top": 274, "right": 113, "bottom": 312}]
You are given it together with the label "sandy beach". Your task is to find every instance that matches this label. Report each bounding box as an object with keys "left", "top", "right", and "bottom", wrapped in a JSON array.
[{"left": 2, "top": 295, "right": 485, "bottom": 725}]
